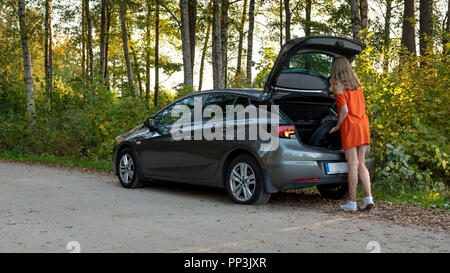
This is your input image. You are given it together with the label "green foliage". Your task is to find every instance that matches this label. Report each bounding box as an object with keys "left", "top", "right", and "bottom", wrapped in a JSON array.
[
  {"left": 253, "top": 46, "right": 278, "bottom": 88},
  {"left": 356, "top": 36, "right": 449, "bottom": 197},
  {"left": 0, "top": 83, "right": 166, "bottom": 162}
]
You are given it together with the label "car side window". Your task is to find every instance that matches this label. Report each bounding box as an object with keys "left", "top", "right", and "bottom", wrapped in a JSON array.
[
  {"left": 203, "top": 94, "right": 237, "bottom": 121},
  {"left": 157, "top": 95, "right": 204, "bottom": 126},
  {"left": 157, "top": 106, "right": 177, "bottom": 126},
  {"left": 234, "top": 96, "right": 250, "bottom": 107}
]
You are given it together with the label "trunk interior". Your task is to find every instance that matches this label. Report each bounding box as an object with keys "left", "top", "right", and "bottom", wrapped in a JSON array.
[{"left": 275, "top": 93, "right": 341, "bottom": 149}]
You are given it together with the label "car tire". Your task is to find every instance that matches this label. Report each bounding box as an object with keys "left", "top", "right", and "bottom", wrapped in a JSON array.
[
  {"left": 225, "top": 154, "right": 270, "bottom": 205},
  {"left": 117, "top": 148, "right": 144, "bottom": 188},
  {"left": 317, "top": 184, "right": 348, "bottom": 199},
  {"left": 309, "top": 120, "right": 341, "bottom": 149}
]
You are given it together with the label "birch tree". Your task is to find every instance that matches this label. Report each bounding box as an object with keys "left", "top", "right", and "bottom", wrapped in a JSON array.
[
  {"left": 44, "top": 0, "right": 53, "bottom": 94},
  {"left": 212, "top": 0, "right": 223, "bottom": 89},
  {"left": 246, "top": 0, "right": 255, "bottom": 85},
  {"left": 18, "top": 0, "right": 35, "bottom": 114},
  {"left": 119, "top": 0, "right": 136, "bottom": 97},
  {"left": 180, "top": 0, "right": 193, "bottom": 87}
]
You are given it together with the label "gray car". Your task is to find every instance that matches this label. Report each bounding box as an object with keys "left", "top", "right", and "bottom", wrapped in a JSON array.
[{"left": 112, "top": 36, "right": 371, "bottom": 204}]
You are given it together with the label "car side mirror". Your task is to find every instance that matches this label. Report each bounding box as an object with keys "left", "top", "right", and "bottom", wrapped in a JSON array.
[{"left": 143, "top": 117, "right": 155, "bottom": 130}]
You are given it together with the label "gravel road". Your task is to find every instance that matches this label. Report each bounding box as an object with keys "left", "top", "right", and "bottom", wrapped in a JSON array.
[{"left": 0, "top": 162, "right": 448, "bottom": 253}]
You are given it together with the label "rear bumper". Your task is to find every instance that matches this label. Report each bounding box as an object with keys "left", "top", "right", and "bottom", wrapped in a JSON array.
[
  {"left": 264, "top": 158, "right": 372, "bottom": 191},
  {"left": 259, "top": 138, "right": 372, "bottom": 192}
]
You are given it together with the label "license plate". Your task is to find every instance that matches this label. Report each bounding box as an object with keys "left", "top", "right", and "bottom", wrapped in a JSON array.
[{"left": 324, "top": 162, "right": 348, "bottom": 174}]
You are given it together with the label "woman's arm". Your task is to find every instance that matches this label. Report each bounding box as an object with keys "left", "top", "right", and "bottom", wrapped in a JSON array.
[
  {"left": 329, "top": 104, "right": 348, "bottom": 134},
  {"left": 329, "top": 80, "right": 348, "bottom": 134}
]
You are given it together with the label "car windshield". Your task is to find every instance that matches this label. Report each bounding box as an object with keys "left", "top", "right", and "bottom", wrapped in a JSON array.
[{"left": 281, "top": 52, "right": 333, "bottom": 79}]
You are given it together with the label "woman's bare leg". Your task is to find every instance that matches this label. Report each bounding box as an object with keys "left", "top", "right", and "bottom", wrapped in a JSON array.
[
  {"left": 356, "top": 145, "right": 372, "bottom": 197},
  {"left": 344, "top": 147, "right": 359, "bottom": 202}
]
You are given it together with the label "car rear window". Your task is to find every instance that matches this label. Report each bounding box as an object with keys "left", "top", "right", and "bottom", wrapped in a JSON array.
[{"left": 276, "top": 52, "right": 333, "bottom": 90}]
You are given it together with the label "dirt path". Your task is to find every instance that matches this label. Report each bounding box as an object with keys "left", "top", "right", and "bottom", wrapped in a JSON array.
[{"left": 0, "top": 162, "right": 448, "bottom": 253}]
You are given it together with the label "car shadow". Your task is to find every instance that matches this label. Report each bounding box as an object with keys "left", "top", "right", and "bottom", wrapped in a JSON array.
[
  {"left": 138, "top": 179, "right": 232, "bottom": 205},
  {"left": 137, "top": 179, "right": 335, "bottom": 208}
]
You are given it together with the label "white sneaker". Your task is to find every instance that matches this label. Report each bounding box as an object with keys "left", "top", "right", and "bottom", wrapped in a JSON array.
[
  {"left": 340, "top": 201, "right": 357, "bottom": 211},
  {"left": 361, "top": 196, "right": 374, "bottom": 211}
]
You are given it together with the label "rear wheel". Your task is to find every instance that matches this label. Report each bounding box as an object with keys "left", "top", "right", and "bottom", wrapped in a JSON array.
[
  {"left": 118, "top": 148, "right": 144, "bottom": 188},
  {"left": 225, "top": 155, "right": 270, "bottom": 205},
  {"left": 317, "top": 183, "right": 348, "bottom": 199}
]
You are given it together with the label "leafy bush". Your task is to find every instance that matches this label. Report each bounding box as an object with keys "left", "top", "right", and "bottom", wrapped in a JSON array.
[
  {"left": 0, "top": 83, "right": 166, "bottom": 161},
  {"left": 357, "top": 38, "right": 449, "bottom": 194}
]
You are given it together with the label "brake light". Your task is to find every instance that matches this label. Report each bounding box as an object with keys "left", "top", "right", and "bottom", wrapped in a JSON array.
[{"left": 276, "top": 125, "right": 296, "bottom": 138}]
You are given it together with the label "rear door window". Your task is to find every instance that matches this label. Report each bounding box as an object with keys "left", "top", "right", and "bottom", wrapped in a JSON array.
[{"left": 203, "top": 94, "right": 237, "bottom": 121}]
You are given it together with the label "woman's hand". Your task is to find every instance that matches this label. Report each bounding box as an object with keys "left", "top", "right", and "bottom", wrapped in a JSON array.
[{"left": 329, "top": 126, "right": 339, "bottom": 134}]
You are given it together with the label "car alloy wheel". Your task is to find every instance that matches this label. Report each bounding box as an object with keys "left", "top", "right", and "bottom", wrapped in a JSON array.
[
  {"left": 229, "top": 162, "right": 256, "bottom": 202},
  {"left": 119, "top": 153, "right": 135, "bottom": 184}
]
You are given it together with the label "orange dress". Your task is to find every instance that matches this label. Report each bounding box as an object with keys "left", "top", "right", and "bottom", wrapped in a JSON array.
[{"left": 335, "top": 86, "right": 370, "bottom": 150}]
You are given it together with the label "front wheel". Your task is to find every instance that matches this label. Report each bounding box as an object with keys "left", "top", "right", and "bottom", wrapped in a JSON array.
[
  {"left": 225, "top": 155, "right": 271, "bottom": 205},
  {"left": 117, "top": 148, "right": 144, "bottom": 188},
  {"left": 316, "top": 183, "right": 348, "bottom": 199}
]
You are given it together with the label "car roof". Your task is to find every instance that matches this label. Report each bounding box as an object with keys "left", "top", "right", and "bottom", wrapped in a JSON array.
[
  {"left": 192, "top": 88, "right": 265, "bottom": 100},
  {"left": 151, "top": 89, "right": 265, "bottom": 117}
]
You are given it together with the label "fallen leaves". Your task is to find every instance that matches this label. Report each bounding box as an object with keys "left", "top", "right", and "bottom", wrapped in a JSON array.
[{"left": 271, "top": 190, "right": 450, "bottom": 232}]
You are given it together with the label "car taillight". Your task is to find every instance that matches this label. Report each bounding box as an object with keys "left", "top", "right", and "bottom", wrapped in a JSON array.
[{"left": 276, "top": 125, "right": 296, "bottom": 138}]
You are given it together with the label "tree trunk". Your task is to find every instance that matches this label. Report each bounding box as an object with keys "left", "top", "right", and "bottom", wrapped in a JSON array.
[
  {"left": 360, "top": 0, "right": 368, "bottom": 36},
  {"left": 198, "top": 0, "right": 212, "bottom": 91},
  {"left": 383, "top": 0, "right": 392, "bottom": 73},
  {"left": 18, "top": 0, "right": 35, "bottom": 114},
  {"left": 236, "top": 0, "right": 248, "bottom": 78},
  {"left": 279, "top": 0, "right": 283, "bottom": 47},
  {"left": 220, "top": 0, "right": 228, "bottom": 87},
  {"left": 129, "top": 33, "right": 143, "bottom": 98},
  {"left": 212, "top": 0, "right": 223, "bottom": 89},
  {"left": 246, "top": 0, "right": 255, "bottom": 85},
  {"left": 188, "top": 0, "right": 197, "bottom": 72},
  {"left": 444, "top": 0, "right": 449, "bottom": 48},
  {"left": 401, "top": 0, "right": 416, "bottom": 56},
  {"left": 119, "top": 0, "right": 136, "bottom": 97},
  {"left": 305, "top": 0, "right": 311, "bottom": 36},
  {"left": 81, "top": 0, "right": 86, "bottom": 87},
  {"left": 349, "top": 0, "right": 361, "bottom": 41},
  {"left": 180, "top": 0, "right": 193, "bottom": 87},
  {"left": 145, "top": 0, "right": 151, "bottom": 104},
  {"left": 99, "top": 0, "right": 107, "bottom": 83},
  {"left": 284, "top": 0, "right": 290, "bottom": 40},
  {"left": 105, "top": 0, "right": 111, "bottom": 88},
  {"left": 154, "top": 0, "right": 160, "bottom": 106},
  {"left": 44, "top": 0, "right": 53, "bottom": 94},
  {"left": 419, "top": 0, "right": 433, "bottom": 59},
  {"left": 84, "top": 0, "right": 94, "bottom": 87}
]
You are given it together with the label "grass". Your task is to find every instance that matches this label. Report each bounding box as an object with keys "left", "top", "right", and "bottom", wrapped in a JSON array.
[
  {"left": 357, "top": 185, "right": 449, "bottom": 211},
  {"left": 0, "top": 151, "right": 113, "bottom": 172}
]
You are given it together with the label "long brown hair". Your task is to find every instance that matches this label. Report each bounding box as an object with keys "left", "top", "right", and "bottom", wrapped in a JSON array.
[{"left": 329, "top": 55, "right": 361, "bottom": 91}]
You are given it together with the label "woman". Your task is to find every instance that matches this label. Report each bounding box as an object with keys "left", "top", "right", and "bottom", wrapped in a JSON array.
[{"left": 328, "top": 55, "right": 374, "bottom": 211}]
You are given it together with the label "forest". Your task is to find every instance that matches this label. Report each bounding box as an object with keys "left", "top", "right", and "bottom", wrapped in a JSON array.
[{"left": 0, "top": 0, "right": 448, "bottom": 209}]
